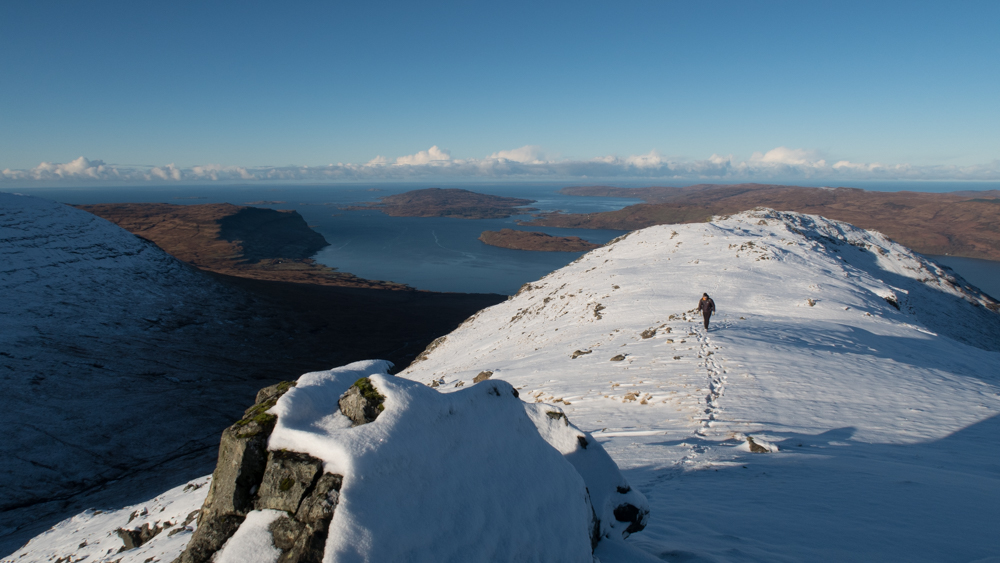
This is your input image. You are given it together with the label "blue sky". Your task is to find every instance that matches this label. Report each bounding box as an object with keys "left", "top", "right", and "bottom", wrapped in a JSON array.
[{"left": 2, "top": 0, "right": 998, "bottom": 184}]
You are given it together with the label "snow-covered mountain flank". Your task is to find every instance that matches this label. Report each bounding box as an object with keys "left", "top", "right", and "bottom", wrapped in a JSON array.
[
  {"left": 0, "top": 193, "right": 320, "bottom": 551},
  {"left": 8, "top": 207, "right": 1000, "bottom": 562}
]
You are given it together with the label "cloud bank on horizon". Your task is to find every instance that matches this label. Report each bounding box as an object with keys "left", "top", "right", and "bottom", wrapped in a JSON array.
[{"left": 3, "top": 146, "right": 999, "bottom": 184}]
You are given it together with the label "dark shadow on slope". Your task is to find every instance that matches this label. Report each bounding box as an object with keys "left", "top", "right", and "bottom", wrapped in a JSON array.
[
  {"left": 0, "top": 275, "right": 504, "bottom": 556},
  {"left": 625, "top": 415, "right": 1000, "bottom": 562},
  {"left": 774, "top": 213, "right": 1000, "bottom": 352},
  {"left": 721, "top": 321, "right": 997, "bottom": 387}
]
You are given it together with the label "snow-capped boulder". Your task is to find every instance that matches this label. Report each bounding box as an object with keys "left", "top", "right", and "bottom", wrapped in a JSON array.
[{"left": 173, "top": 360, "right": 646, "bottom": 563}]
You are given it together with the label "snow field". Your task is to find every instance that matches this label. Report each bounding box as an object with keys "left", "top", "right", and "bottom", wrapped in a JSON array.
[
  {"left": 402, "top": 209, "right": 1000, "bottom": 561},
  {"left": 2, "top": 476, "right": 211, "bottom": 563}
]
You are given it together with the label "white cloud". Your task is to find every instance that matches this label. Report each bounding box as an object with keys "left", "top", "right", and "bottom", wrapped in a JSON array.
[
  {"left": 749, "top": 147, "right": 825, "bottom": 167},
  {"left": 3, "top": 148, "right": 999, "bottom": 185},
  {"left": 394, "top": 145, "right": 451, "bottom": 166},
  {"left": 487, "top": 145, "right": 547, "bottom": 164}
]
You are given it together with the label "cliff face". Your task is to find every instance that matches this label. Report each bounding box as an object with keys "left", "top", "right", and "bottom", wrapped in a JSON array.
[{"left": 217, "top": 207, "right": 329, "bottom": 262}]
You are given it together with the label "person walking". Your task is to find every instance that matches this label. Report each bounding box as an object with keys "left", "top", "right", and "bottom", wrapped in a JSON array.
[{"left": 698, "top": 293, "right": 716, "bottom": 329}]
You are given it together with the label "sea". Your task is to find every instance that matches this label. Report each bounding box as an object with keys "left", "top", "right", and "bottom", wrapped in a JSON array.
[{"left": 11, "top": 182, "right": 1000, "bottom": 298}]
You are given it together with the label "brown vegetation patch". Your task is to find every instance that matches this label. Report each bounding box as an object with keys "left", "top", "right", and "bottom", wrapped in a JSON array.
[
  {"left": 478, "top": 229, "right": 600, "bottom": 252},
  {"left": 347, "top": 187, "right": 537, "bottom": 219},
  {"left": 522, "top": 184, "right": 1000, "bottom": 261},
  {"left": 76, "top": 203, "right": 409, "bottom": 289}
]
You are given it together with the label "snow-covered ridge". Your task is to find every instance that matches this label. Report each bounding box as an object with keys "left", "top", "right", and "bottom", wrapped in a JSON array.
[{"left": 399, "top": 208, "right": 1000, "bottom": 560}]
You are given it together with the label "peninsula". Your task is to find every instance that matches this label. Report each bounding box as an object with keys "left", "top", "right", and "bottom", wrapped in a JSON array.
[
  {"left": 349, "top": 187, "right": 537, "bottom": 219},
  {"left": 479, "top": 228, "right": 600, "bottom": 252},
  {"left": 76, "top": 203, "right": 409, "bottom": 289},
  {"left": 521, "top": 184, "right": 1000, "bottom": 261}
]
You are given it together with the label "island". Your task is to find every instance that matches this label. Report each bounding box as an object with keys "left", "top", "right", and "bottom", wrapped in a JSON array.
[
  {"left": 521, "top": 184, "right": 1000, "bottom": 261},
  {"left": 76, "top": 203, "right": 410, "bottom": 289},
  {"left": 478, "top": 228, "right": 601, "bottom": 252},
  {"left": 348, "top": 187, "right": 537, "bottom": 219}
]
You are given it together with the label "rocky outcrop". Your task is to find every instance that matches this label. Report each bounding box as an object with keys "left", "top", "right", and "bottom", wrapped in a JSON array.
[
  {"left": 337, "top": 378, "right": 386, "bottom": 426},
  {"left": 173, "top": 380, "right": 343, "bottom": 563},
  {"left": 175, "top": 370, "right": 647, "bottom": 562}
]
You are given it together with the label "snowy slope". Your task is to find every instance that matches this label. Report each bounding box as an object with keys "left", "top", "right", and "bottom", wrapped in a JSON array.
[
  {"left": 400, "top": 208, "right": 1000, "bottom": 562},
  {"left": 3, "top": 477, "right": 211, "bottom": 563},
  {"left": 10, "top": 207, "right": 1000, "bottom": 562},
  {"left": 0, "top": 192, "right": 285, "bottom": 551}
]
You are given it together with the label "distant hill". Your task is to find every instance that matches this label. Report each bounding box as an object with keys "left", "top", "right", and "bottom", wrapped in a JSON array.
[
  {"left": 478, "top": 228, "right": 600, "bottom": 252},
  {"left": 349, "top": 187, "right": 537, "bottom": 219},
  {"left": 521, "top": 183, "right": 1000, "bottom": 261}
]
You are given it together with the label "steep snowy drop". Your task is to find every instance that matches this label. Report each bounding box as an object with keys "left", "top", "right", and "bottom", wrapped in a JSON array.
[{"left": 401, "top": 208, "right": 1000, "bottom": 561}]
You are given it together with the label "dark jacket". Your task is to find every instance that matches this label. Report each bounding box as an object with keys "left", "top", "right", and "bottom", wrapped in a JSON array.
[{"left": 698, "top": 297, "right": 715, "bottom": 316}]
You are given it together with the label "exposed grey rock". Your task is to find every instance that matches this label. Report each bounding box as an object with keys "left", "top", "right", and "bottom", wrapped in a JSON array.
[
  {"left": 264, "top": 468, "right": 342, "bottom": 563},
  {"left": 296, "top": 473, "right": 342, "bottom": 524},
  {"left": 612, "top": 502, "right": 647, "bottom": 536},
  {"left": 116, "top": 522, "right": 164, "bottom": 550},
  {"left": 473, "top": 370, "right": 493, "bottom": 383},
  {"left": 256, "top": 451, "right": 324, "bottom": 513},
  {"left": 338, "top": 377, "right": 386, "bottom": 426},
  {"left": 174, "top": 514, "right": 245, "bottom": 563},
  {"left": 571, "top": 349, "right": 592, "bottom": 359},
  {"left": 640, "top": 328, "right": 656, "bottom": 339},
  {"left": 269, "top": 515, "right": 329, "bottom": 563},
  {"left": 610, "top": 354, "right": 626, "bottom": 361},
  {"left": 173, "top": 382, "right": 297, "bottom": 563},
  {"left": 256, "top": 381, "right": 298, "bottom": 405},
  {"left": 747, "top": 436, "right": 770, "bottom": 453}
]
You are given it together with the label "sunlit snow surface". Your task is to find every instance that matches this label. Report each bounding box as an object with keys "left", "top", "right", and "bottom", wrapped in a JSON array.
[
  {"left": 401, "top": 209, "right": 1000, "bottom": 562},
  {"left": 3, "top": 477, "right": 211, "bottom": 563},
  {"left": 10, "top": 208, "right": 1000, "bottom": 562}
]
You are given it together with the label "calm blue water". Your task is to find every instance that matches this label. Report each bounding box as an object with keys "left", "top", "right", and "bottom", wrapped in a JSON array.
[
  {"left": 14, "top": 184, "right": 637, "bottom": 294},
  {"left": 927, "top": 256, "right": 1000, "bottom": 300},
  {"left": 12, "top": 183, "right": 1000, "bottom": 296}
]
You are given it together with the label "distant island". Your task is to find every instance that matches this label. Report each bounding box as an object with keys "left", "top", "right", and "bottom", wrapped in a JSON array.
[
  {"left": 479, "top": 229, "right": 600, "bottom": 252},
  {"left": 76, "top": 203, "right": 410, "bottom": 290},
  {"left": 521, "top": 184, "right": 1000, "bottom": 261},
  {"left": 349, "top": 187, "right": 537, "bottom": 219}
]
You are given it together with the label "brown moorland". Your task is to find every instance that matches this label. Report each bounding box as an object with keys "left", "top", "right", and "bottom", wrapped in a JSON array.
[
  {"left": 521, "top": 184, "right": 1000, "bottom": 261},
  {"left": 479, "top": 228, "right": 601, "bottom": 252},
  {"left": 349, "top": 187, "right": 538, "bottom": 219},
  {"left": 77, "top": 203, "right": 410, "bottom": 289}
]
